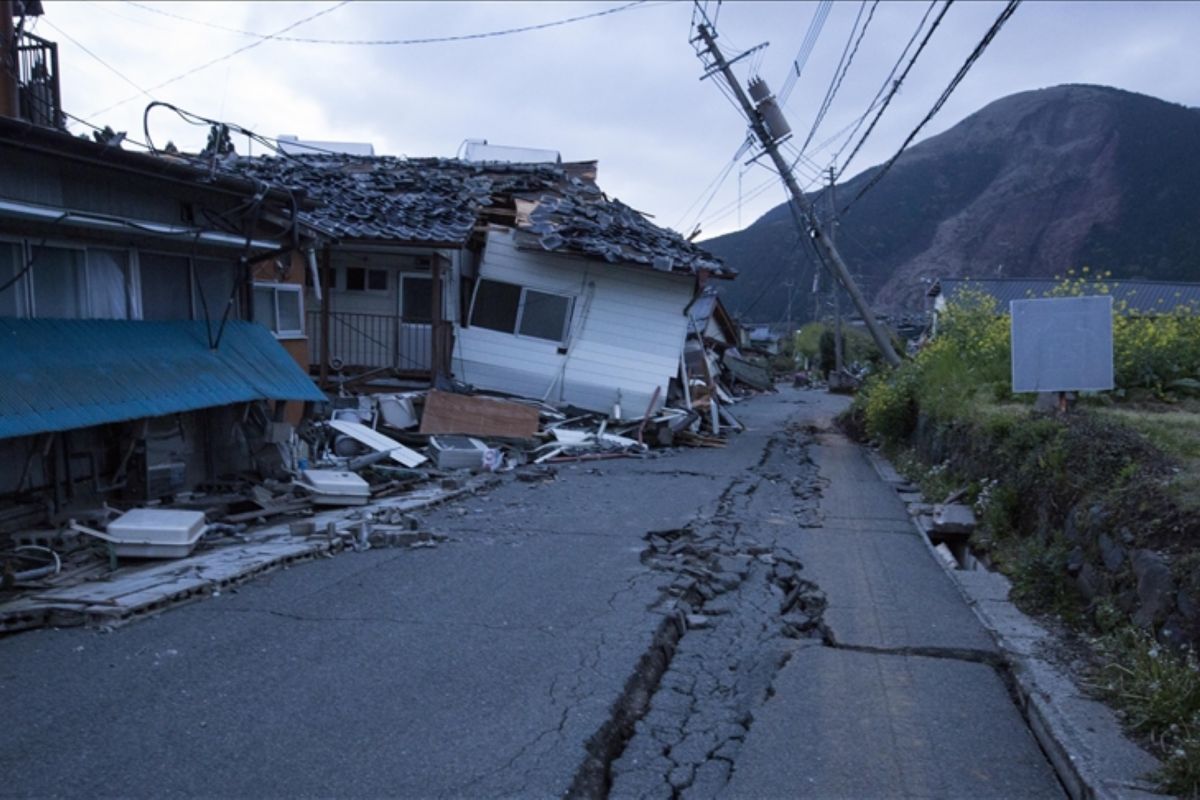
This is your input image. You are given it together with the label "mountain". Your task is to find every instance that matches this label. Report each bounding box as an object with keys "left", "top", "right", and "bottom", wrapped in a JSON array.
[{"left": 702, "top": 85, "right": 1200, "bottom": 320}]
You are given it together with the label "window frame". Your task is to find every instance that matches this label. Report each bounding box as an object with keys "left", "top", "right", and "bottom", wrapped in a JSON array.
[
  {"left": 399, "top": 273, "right": 434, "bottom": 324},
  {"left": 343, "top": 266, "right": 390, "bottom": 295},
  {"left": 138, "top": 248, "right": 195, "bottom": 321},
  {"left": 21, "top": 240, "right": 140, "bottom": 320},
  {"left": 252, "top": 281, "right": 305, "bottom": 339},
  {"left": 468, "top": 278, "right": 574, "bottom": 345},
  {"left": 0, "top": 237, "right": 30, "bottom": 317}
]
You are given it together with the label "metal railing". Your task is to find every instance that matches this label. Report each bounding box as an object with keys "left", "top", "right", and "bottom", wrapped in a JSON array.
[
  {"left": 15, "top": 31, "right": 61, "bottom": 128},
  {"left": 306, "top": 309, "right": 433, "bottom": 376}
]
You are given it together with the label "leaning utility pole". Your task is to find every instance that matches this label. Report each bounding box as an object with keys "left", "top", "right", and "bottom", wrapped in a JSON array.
[
  {"left": 694, "top": 22, "right": 901, "bottom": 367},
  {"left": 828, "top": 166, "right": 844, "bottom": 374}
]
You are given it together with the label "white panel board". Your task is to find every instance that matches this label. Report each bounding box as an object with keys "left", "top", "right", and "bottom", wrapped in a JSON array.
[{"left": 1010, "top": 295, "right": 1114, "bottom": 393}]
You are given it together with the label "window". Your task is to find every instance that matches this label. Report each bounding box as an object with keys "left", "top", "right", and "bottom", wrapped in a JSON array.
[
  {"left": 0, "top": 242, "right": 26, "bottom": 317},
  {"left": 471, "top": 279, "right": 521, "bottom": 333},
  {"left": 253, "top": 282, "right": 304, "bottom": 337},
  {"left": 470, "top": 278, "right": 573, "bottom": 344},
  {"left": 193, "top": 258, "right": 239, "bottom": 321},
  {"left": 87, "top": 249, "right": 131, "bottom": 319},
  {"left": 32, "top": 245, "right": 86, "bottom": 318},
  {"left": 400, "top": 275, "right": 432, "bottom": 323},
  {"left": 140, "top": 252, "right": 192, "bottom": 320},
  {"left": 345, "top": 267, "right": 388, "bottom": 292},
  {"left": 519, "top": 290, "right": 572, "bottom": 341}
]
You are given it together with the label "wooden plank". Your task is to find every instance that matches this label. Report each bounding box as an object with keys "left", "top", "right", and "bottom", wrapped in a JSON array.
[{"left": 419, "top": 390, "right": 539, "bottom": 438}]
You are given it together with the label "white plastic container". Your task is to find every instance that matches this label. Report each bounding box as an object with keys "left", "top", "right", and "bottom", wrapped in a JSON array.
[
  {"left": 301, "top": 469, "right": 371, "bottom": 506},
  {"left": 429, "top": 435, "right": 489, "bottom": 470},
  {"left": 105, "top": 509, "right": 208, "bottom": 558}
]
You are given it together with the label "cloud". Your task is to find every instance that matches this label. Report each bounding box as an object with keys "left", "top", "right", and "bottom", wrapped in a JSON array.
[{"left": 38, "top": 0, "right": 1200, "bottom": 240}]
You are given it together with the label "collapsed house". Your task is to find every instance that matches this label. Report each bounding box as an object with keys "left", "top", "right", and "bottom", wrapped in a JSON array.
[
  {"left": 0, "top": 117, "right": 327, "bottom": 532},
  {"left": 229, "top": 154, "right": 734, "bottom": 418}
]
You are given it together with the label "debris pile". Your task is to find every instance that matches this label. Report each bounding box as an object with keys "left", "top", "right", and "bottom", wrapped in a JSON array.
[{"left": 0, "top": 349, "right": 772, "bottom": 632}]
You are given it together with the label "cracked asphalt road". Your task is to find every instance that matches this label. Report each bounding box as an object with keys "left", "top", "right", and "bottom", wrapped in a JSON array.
[{"left": 0, "top": 389, "right": 1063, "bottom": 798}]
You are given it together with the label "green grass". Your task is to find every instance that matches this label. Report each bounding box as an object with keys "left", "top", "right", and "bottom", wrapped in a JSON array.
[
  {"left": 1091, "top": 627, "right": 1200, "bottom": 797},
  {"left": 1094, "top": 403, "right": 1200, "bottom": 511}
]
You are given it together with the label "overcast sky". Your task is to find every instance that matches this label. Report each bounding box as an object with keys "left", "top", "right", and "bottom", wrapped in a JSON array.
[{"left": 33, "top": 1, "right": 1200, "bottom": 240}]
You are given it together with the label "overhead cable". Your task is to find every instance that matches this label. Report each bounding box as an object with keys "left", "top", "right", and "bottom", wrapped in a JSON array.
[
  {"left": 836, "top": 0, "right": 953, "bottom": 178},
  {"left": 798, "top": 0, "right": 879, "bottom": 156},
  {"left": 842, "top": 0, "right": 1021, "bottom": 215},
  {"left": 778, "top": 0, "right": 832, "bottom": 106},
  {"left": 121, "top": 0, "right": 653, "bottom": 46},
  {"left": 88, "top": 1, "right": 352, "bottom": 119},
  {"left": 40, "top": 19, "right": 155, "bottom": 103},
  {"left": 673, "top": 135, "right": 753, "bottom": 233},
  {"left": 830, "top": 0, "right": 939, "bottom": 176}
]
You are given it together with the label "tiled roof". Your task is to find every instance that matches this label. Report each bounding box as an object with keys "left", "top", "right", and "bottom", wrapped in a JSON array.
[
  {"left": 228, "top": 154, "right": 730, "bottom": 277},
  {"left": 936, "top": 277, "right": 1200, "bottom": 314}
]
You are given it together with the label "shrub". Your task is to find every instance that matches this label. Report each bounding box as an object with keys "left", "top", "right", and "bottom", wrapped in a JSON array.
[{"left": 1093, "top": 628, "right": 1200, "bottom": 797}]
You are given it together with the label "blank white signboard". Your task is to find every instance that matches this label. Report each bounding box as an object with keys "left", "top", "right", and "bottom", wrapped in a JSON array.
[{"left": 1010, "top": 295, "right": 1114, "bottom": 393}]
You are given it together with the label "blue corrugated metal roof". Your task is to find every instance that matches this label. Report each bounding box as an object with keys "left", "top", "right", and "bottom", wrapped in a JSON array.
[
  {"left": 938, "top": 278, "right": 1200, "bottom": 315},
  {"left": 0, "top": 319, "right": 326, "bottom": 439}
]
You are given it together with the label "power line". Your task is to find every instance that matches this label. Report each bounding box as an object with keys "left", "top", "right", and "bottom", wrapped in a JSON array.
[
  {"left": 829, "top": 0, "right": 939, "bottom": 175},
  {"left": 673, "top": 135, "right": 753, "bottom": 234},
  {"left": 40, "top": 18, "right": 155, "bottom": 103},
  {"left": 836, "top": 0, "right": 954, "bottom": 179},
  {"left": 778, "top": 0, "right": 832, "bottom": 106},
  {"left": 798, "top": 0, "right": 879, "bottom": 156},
  {"left": 121, "top": 0, "right": 655, "bottom": 46},
  {"left": 842, "top": 0, "right": 1020, "bottom": 215},
  {"left": 88, "top": 2, "right": 352, "bottom": 119},
  {"left": 61, "top": 109, "right": 155, "bottom": 151}
]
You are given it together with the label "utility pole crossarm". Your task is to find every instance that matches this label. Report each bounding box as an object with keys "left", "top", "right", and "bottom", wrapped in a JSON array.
[{"left": 694, "top": 23, "right": 901, "bottom": 368}]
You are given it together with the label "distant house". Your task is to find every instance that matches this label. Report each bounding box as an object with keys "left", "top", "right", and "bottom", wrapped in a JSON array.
[
  {"left": 0, "top": 117, "right": 325, "bottom": 522},
  {"left": 231, "top": 154, "right": 731, "bottom": 419},
  {"left": 742, "top": 324, "right": 784, "bottom": 356}
]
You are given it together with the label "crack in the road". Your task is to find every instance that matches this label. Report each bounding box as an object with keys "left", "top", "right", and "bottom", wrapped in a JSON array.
[
  {"left": 192, "top": 605, "right": 560, "bottom": 634},
  {"left": 819, "top": 633, "right": 1006, "bottom": 668},
  {"left": 567, "top": 421, "right": 830, "bottom": 800}
]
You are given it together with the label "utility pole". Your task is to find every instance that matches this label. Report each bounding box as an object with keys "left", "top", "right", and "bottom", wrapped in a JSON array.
[
  {"left": 1, "top": 0, "right": 19, "bottom": 120},
  {"left": 694, "top": 22, "right": 901, "bottom": 367},
  {"left": 828, "top": 166, "right": 843, "bottom": 374}
]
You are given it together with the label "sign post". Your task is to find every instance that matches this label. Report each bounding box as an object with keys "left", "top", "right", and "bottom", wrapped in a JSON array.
[{"left": 1010, "top": 295, "right": 1114, "bottom": 412}]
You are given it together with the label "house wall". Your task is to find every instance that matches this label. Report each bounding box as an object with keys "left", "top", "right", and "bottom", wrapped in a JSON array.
[
  {"left": 306, "top": 246, "right": 462, "bottom": 374},
  {"left": 0, "top": 146, "right": 251, "bottom": 226},
  {"left": 250, "top": 249, "right": 308, "bottom": 368},
  {"left": 452, "top": 227, "right": 694, "bottom": 419}
]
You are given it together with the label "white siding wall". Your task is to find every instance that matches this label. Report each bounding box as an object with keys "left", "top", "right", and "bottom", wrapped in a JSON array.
[{"left": 452, "top": 228, "right": 694, "bottom": 418}]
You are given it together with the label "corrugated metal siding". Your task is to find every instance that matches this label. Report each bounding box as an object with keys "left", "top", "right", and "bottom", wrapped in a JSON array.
[
  {"left": 452, "top": 229, "right": 693, "bottom": 418},
  {"left": 941, "top": 278, "right": 1200, "bottom": 314},
  {"left": 0, "top": 319, "right": 326, "bottom": 439}
]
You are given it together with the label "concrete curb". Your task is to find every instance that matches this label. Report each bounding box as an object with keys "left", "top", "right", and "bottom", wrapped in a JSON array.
[{"left": 861, "top": 447, "right": 1166, "bottom": 800}]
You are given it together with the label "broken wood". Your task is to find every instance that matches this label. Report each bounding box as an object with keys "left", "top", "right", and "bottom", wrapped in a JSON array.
[
  {"left": 419, "top": 390, "right": 540, "bottom": 439},
  {"left": 636, "top": 386, "right": 662, "bottom": 446}
]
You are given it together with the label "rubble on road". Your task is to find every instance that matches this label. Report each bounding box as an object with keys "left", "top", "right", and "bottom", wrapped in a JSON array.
[{"left": 0, "top": 322, "right": 777, "bottom": 634}]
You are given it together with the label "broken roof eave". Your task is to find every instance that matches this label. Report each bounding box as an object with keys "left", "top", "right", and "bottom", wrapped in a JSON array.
[{"left": 509, "top": 241, "right": 706, "bottom": 280}]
